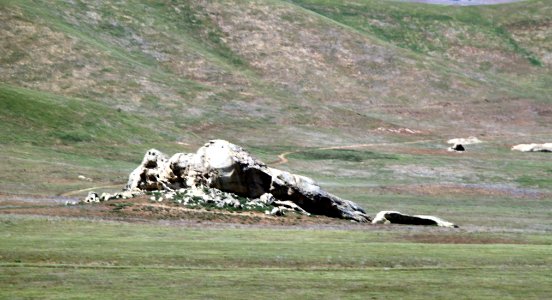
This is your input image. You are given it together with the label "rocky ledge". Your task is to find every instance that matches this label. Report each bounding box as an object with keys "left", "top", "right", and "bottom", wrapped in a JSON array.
[{"left": 87, "top": 140, "right": 369, "bottom": 222}]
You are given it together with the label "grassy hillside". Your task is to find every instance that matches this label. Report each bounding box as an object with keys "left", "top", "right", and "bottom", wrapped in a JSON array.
[{"left": 0, "top": 0, "right": 551, "bottom": 202}]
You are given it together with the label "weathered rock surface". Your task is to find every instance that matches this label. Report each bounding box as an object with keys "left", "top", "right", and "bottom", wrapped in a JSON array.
[
  {"left": 447, "top": 137, "right": 482, "bottom": 145},
  {"left": 82, "top": 140, "right": 460, "bottom": 227},
  {"left": 372, "top": 211, "right": 458, "bottom": 228},
  {"left": 83, "top": 191, "right": 100, "bottom": 203},
  {"left": 511, "top": 143, "right": 552, "bottom": 152},
  {"left": 125, "top": 140, "right": 371, "bottom": 222}
]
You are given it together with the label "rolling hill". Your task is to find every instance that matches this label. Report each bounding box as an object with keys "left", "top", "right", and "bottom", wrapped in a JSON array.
[{"left": 1, "top": 0, "right": 551, "bottom": 200}]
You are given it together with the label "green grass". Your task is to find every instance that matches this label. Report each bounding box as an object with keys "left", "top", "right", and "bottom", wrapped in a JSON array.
[
  {"left": 289, "top": 149, "right": 399, "bottom": 162},
  {"left": 2, "top": 267, "right": 551, "bottom": 299},
  {"left": 288, "top": 0, "right": 545, "bottom": 65},
  {"left": 0, "top": 83, "right": 189, "bottom": 194},
  {"left": 0, "top": 215, "right": 551, "bottom": 299},
  {"left": 0, "top": 83, "right": 168, "bottom": 146}
]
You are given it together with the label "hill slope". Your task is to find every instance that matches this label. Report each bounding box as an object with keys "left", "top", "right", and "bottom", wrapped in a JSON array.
[{"left": 0, "top": 0, "right": 551, "bottom": 197}]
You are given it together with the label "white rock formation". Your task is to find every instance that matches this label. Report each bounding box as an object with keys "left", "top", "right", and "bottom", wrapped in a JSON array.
[
  {"left": 272, "top": 200, "right": 310, "bottom": 216},
  {"left": 258, "top": 193, "right": 275, "bottom": 205},
  {"left": 447, "top": 137, "right": 482, "bottom": 145},
  {"left": 125, "top": 140, "right": 370, "bottom": 222},
  {"left": 372, "top": 211, "right": 457, "bottom": 228},
  {"left": 83, "top": 191, "right": 100, "bottom": 203},
  {"left": 83, "top": 140, "right": 458, "bottom": 226},
  {"left": 511, "top": 143, "right": 552, "bottom": 152}
]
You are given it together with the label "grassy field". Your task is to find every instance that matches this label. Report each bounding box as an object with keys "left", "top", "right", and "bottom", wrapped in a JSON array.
[{"left": 1, "top": 215, "right": 551, "bottom": 299}]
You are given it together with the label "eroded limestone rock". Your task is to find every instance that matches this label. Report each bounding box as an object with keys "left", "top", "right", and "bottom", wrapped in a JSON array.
[
  {"left": 273, "top": 200, "right": 310, "bottom": 216},
  {"left": 83, "top": 192, "right": 100, "bottom": 203},
  {"left": 79, "top": 140, "right": 461, "bottom": 227},
  {"left": 372, "top": 211, "right": 458, "bottom": 228},
  {"left": 125, "top": 140, "right": 370, "bottom": 222}
]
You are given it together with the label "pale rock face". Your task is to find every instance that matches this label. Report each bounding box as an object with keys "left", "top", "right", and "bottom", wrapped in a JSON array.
[
  {"left": 258, "top": 193, "right": 275, "bottom": 205},
  {"left": 511, "top": 143, "right": 552, "bottom": 152},
  {"left": 83, "top": 192, "right": 100, "bottom": 203},
  {"left": 125, "top": 139, "right": 370, "bottom": 222},
  {"left": 125, "top": 149, "right": 170, "bottom": 191},
  {"left": 270, "top": 206, "right": 285, "bottom": 216},
  {"left": 372, "top": 211, "right": 457, "bottom": 228},
  {"left": 447, "top": 137, "right": 482, "bottom": 145},
  {"left": 273, "top": 200, "right": 310, "bottom": 215}
]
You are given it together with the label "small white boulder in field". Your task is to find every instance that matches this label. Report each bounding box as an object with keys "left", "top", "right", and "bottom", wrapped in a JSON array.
[
  {"left": 511, "top": 143, "right": 552, "bottom": 152},
  {"left": 447, "top": 137, "right": 482, "bottom": 145}
]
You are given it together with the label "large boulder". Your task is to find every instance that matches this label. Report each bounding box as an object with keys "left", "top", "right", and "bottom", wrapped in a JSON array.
[
  {"left": 372, "top": 211, "right": 457, "bottom": 228},
  {"left": 125, "top": 140, "right": 371, "bottom": 222}
]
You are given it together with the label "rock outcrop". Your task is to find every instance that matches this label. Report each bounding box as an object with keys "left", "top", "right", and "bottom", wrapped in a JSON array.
[
  {"left": 125, "top": 140, "right": 371, "bottom": 222},
  {"left": 372, "top": 211, "right": 458, "bottom": 228},
  {"left": 82, "top": 140, "right": 460, "bottom": 227},
  {"left": 511, "top": 143, "right": 552, "bottom": 152}
]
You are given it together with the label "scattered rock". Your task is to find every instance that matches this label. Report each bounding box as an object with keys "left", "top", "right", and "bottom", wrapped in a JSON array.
[
  {"left": 96, "top": 190, "right": 144, "bottom": 202},
  {"left": 258, "top": 193, "right": 275, "bottom": 205},
  {"left": 273, "top": 200, "right": 310, "bottom": 216},
  {"left": 376, "top": 127, "right": 422, "bottom": 134},
  {"left": 447, "top": 137, "right": 482, "bottom": 145},
  {"left": 269, "top": 207, "right": 286, "bottom": 216},
  {"left": 100, "top": 192, "right": 113, "bottom": 201},
  {"left": 83, "top": 192, "right": 100, "bottom": 203},
  {"left": 78, "top": 175, "right": 93, "bottom": 181},
  {"left": 447, "top": 143, "right": 465, "bottom": 152},
  {"left": 372, "top": 211, "right": 458, "bottom": 228},
  {"left": 511, "top": 143, "right": 552, "bottom": 152}
]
